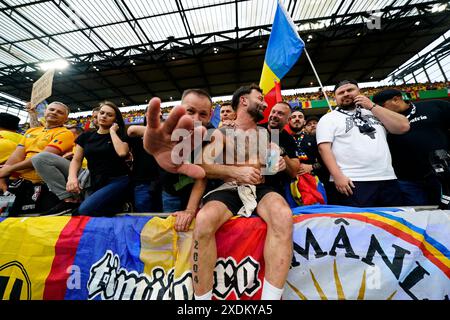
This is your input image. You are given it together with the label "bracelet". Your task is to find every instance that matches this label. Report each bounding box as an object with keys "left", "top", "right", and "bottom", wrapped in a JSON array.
[{"left": 368, "top": 103, "right": 377, "bottom": 111}]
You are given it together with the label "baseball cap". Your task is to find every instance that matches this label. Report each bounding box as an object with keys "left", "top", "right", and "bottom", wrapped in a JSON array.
[
  {"left": 372, "top": 89, "right": 403, "bottom": 106},
  {"left": 334, "top": 79, "right": 359, "bottom": 92},
  {"left": 305, "top": 116, "right": 319, "bottom": 124}
]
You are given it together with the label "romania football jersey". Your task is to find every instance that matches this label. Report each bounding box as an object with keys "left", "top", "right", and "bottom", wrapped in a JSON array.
[{"left": 18, "top": 126, "right": 75, "bottom": 183}]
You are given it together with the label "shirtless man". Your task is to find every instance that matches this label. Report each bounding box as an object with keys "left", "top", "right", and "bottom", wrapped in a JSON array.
[{"left": 190, "top": 84, "right": 293, "bottom": 300}]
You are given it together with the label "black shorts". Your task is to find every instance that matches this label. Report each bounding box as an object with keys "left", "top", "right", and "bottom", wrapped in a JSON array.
[{"left": 202, "top": 184, "right": 276, "bottom": 216}]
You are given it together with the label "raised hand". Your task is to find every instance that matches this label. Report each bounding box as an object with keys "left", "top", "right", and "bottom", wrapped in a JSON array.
[{"left": 143, "top": 97, "right": 206, "bottom": 179}]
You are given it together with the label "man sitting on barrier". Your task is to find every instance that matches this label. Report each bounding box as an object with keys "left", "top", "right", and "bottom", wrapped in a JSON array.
[
  {"left": 192, "top": 84, "right": 293, "bottom": 300},
  {"left": 143, "top": 84, "right": 293, "bottom": 300}
]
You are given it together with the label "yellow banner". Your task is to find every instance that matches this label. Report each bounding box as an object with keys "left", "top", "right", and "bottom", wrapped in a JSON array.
[{"left": 0, "top": 217, "right": 70, "bottom": 300}]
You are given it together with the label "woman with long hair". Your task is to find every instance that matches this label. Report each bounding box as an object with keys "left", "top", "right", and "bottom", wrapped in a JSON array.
[{"left": 67, "top": 101, "right": 130, "bottom": 216}]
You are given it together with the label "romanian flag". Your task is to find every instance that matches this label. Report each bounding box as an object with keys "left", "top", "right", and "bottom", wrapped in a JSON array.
[{"left": 259, "top": 0, "right": 305, "bottom": 122}]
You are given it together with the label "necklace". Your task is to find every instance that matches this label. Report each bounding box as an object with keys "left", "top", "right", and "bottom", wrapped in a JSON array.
[{"left": 337, "top": 106, "right": 376, "bottom": 135}]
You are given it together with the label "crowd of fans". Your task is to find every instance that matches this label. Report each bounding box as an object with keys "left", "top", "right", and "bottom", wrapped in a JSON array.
[
  {"left": 0, "top": 82, "right": 448, "bottom": 215},
  {"left": 0, "top": 80, "right": 449, "bottom": 300},
  {"left": 284, "top": 81, "right": 449, "bottom": 102},
  {"left": 41, "top": 81, "right": 449, "bottom": 132}
]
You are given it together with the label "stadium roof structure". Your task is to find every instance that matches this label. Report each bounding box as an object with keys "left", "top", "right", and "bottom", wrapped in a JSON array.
[{"left": 0, "top": 0, "right": 449, "bottom": 112}]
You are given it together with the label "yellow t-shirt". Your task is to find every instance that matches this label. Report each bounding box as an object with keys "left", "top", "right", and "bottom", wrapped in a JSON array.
[
  {"left": 0, "top": 130, "right": 23, "bottom": 164},
  {"left": 18, "top": 126, "right": 75, "bottom": 183}
]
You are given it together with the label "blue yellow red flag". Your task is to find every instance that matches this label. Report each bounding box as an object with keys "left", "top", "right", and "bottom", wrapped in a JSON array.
[{"left": 259, "top": 0, "right": 305, "bottom": 122}]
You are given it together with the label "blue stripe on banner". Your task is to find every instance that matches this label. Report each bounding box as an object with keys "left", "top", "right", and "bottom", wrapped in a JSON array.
[
  {"left": 264, "top": 1, "right": 304, "bottom": 79},
  {"left": 291, "top": 204, "right": 403, "bottom": 215},
  {"left": 373, "top": 211, "right": 450, "bottom": 260},
  {"left": 65, "top": 216, "right": 152, "bottom": 300}
]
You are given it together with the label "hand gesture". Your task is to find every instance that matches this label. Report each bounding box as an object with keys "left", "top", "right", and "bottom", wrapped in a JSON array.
[{"left": 143, "top": 97, "right": 206, "bottom": 179}]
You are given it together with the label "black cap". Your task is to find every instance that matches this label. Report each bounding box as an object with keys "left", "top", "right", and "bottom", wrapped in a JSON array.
[
  {"left": 305, "top": 116, "right": 319, "bottom": 124},
  {"left": 0, "top": 113, "right": 20, "bottom": 131},
  {"left": 372, "top": 89, "right": 403, "bottom": 106},
  {"left": 334, "top": 79, "right": 359, "bottom": 92}
]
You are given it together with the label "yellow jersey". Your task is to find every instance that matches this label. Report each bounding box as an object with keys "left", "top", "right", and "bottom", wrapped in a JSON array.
[{"left": 18, "top": 126, "right": 75, "bottom": 183}]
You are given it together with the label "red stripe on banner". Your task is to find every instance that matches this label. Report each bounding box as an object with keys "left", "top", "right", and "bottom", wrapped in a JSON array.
[
  {"left": 293, "top": 214, "right": 450, "bottom": 277},
  {"left": 216, "top": 217, "right": 267, "bottom": 300},
  {"left": 43, "top": 216, "right": 91, "bottom": 300}
]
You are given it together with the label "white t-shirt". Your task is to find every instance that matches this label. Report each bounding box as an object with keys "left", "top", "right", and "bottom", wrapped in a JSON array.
[{"left": 316, "top": 108, "right": 396, "bottom": 182}]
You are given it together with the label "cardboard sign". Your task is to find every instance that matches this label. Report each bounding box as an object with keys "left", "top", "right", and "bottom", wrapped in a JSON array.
[{"left": 30, "top": 69, "right": 55, "bottom": 108}]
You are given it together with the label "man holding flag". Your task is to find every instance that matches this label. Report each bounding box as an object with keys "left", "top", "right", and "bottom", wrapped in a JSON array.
[{"left": 259, "top": 0, "right": 305, "bottom": 123}]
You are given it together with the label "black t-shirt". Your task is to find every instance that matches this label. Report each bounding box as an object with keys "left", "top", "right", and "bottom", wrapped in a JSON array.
[
  {"left": 262, "top": 124, "right": 298, "bottom": 194},
  {"left": 76, "top": 131, "right": 130, "bottom": 189},
  {"left": 387, "top": 100, "right": 450, "bottom": 180},
  {"left": 290, "top": 130, "right": 329, "bottom": 183},
  {"left": 291, "top": 131, "right": 319, "bottom": 164},
  {"left": 128, "top": 136, "right": 159, "bottom": 183}
]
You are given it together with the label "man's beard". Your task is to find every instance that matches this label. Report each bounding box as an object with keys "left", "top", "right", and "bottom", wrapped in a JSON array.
[
  {"left": 339, "top": 101, "right": 356, "bottom": 110},
  {"left": 248, "top": 106, "right": 264, "bottom": 122},
  {"left": 289, "top": 123, "right": 303, "bottom": 133}
]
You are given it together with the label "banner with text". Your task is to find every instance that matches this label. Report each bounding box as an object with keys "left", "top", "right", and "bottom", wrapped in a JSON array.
[
  {"left": 0, "top": 207, "right": 448, "bottom": 300},
  {"left": 30, "top": 69, "right": 55, "bottom": 108}
]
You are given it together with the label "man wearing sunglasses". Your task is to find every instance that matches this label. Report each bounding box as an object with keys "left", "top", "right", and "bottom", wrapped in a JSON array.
[{"left": 315, "top": 80, "right": 410, "bottom": 207}]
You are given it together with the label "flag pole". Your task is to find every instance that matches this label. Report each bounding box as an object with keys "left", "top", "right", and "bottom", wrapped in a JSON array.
[{"left": 303, "top": 47, "right": 333, "bottom": 111}]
